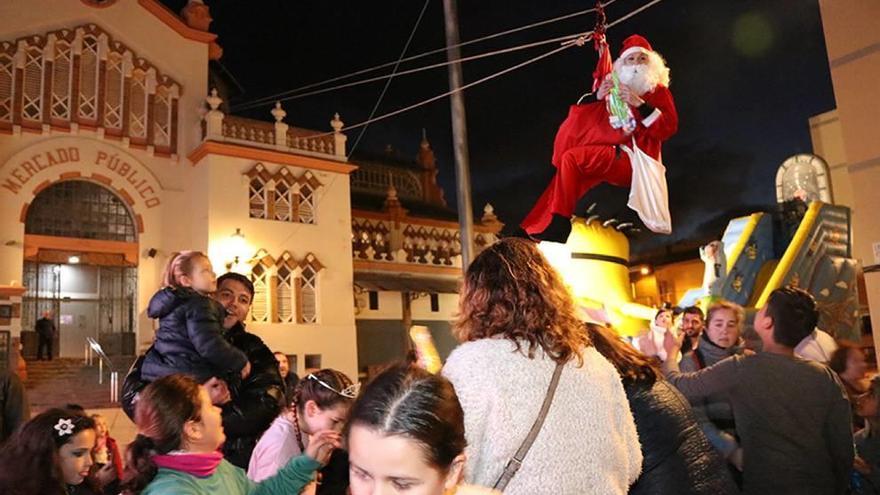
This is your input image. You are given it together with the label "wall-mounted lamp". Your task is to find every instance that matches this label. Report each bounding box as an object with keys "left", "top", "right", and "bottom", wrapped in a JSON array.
[
  {"left": 146, "top": 248, "right": 158, "bottom": 258},
  {"left": 226, "top": 228, "right": 247, "bottom": 272},
  {"left": 68, "top": 255, "right": 81, "bottom": 264}
]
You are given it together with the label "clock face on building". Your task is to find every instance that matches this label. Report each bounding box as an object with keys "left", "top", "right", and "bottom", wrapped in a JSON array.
[{"left": 775, "top": 153, "right": 832, "bottom": 204}]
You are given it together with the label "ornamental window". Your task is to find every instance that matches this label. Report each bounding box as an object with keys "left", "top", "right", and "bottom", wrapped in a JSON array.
[
  {"left": 244, "top": 163, "right": 322, "bottom": 225},
  {"left": 0, "top": 25, "right": 180, "bottom": 153},
  {"left": 249, "top": 259, "right": 271, "bottom": 323},
  {"left": 275, "top": 252, "right": 296, "bottom": 323},
  {"left": 296, "top": 254, "right": 323, "bottom": 324}
]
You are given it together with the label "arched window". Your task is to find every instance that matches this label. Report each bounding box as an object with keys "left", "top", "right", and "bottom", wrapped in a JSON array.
[
  {"left": 297, "top": 254, "right": 322, "bottom": 324},
  {"left": 275, "top": 252, "right": 295, "bottom": 323},
  {"left": 25, "top": 180, "right": 136, "bottom": 242}
]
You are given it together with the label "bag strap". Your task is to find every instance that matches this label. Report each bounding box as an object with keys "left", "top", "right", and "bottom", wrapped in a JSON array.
[{"left": 493, "top": 362, "right": 565, "bottom": 492}]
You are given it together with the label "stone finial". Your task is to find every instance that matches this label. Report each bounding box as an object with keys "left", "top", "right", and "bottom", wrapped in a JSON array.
[
  {"left": 206, "top": 88, "right": 222, "bottom": 111},
  {"left": 480, "top": 202, "right": 505, "bottom": 234},
  {"left": 182, "top": 0, "right": 212, "bottom": 32},
  {"left": 330, "top": 113, "right": 344, "bottom": 133},
  {"left": 482, "top": 203, "right": 497, "bottom": 223},
  {"left": 417, "top": 128, "right": 436, "bottom": 170},
  {"left": 271, "top": 102, "right": 286, "bottom": 123}
]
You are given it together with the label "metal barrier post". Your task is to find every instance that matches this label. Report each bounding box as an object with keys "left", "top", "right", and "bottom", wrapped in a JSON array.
[
  {"left": 110, "top": 371, "right": 119, "bottom": 403},
  {"left": 98, "top": 358, "right": 103, "bottom": 385}
]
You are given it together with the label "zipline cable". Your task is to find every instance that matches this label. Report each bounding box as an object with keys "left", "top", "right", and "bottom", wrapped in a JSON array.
[
  {"left": 347, "top": 0, "right": 432, "bottom": 158},
  {"left": 299, "top": 0, "right": 667, "bottom": 139},
  {"left": 232, "top": 0, "right": 620, "bottom": 111}
]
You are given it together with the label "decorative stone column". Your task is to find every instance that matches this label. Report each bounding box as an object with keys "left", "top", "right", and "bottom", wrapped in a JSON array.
[
  {"left": 205, "top": 88, "right": 224, "bottom": 140},
  {"left": 331, "top": 113, "right": 347, "bottom": 158},
  {"left": 271, "top": 102, "right": 288, "bottom": 150}
]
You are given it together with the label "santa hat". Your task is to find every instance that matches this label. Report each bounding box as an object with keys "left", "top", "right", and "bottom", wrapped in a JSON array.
[{"left": 619, "top": 34, "right": 653, "bottom": 60}]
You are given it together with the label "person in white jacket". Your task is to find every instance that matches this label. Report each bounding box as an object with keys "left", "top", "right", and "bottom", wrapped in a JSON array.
[{"left": 442, "top": 238, "right": 642, "bottom": 494}]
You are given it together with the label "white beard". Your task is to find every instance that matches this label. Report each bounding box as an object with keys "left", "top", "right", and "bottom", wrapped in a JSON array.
[{"left": 616, "top": 63, "right": 656, "bottom": 96}]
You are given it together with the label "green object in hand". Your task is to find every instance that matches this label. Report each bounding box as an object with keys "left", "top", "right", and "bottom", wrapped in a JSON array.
[{"left": 607, "top": 73, "right": 636, "bottom": 132}]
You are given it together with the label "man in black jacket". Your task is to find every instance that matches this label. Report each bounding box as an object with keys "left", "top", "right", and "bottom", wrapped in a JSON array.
[
  {"left": 35, "top": 310, "right": 56, "bottom": 360},
  {"left": 122, "top": 272, "right": 284, "bottom": 469},
  {"left": 214, "top": 272, "right": 285, "bottom": 468}
]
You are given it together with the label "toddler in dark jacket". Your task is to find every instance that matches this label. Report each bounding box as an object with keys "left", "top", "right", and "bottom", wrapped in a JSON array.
[{"left": 142, "top": 251, "right": 250, "bottom": 384}]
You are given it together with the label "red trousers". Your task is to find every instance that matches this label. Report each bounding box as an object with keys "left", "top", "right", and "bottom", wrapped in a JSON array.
[
  {"left": 521, "top": 101, "right": 632, "bottom": 235},
  {"left": 521, "top": 145, "right": 632, "bottom": 234}
]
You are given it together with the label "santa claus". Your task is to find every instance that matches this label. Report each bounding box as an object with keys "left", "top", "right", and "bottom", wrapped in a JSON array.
[{"left": 520, "top": 34, "right": 678, "bottom": 242}]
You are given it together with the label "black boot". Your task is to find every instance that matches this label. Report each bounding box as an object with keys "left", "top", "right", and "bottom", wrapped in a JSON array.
[
  {"left": 510, "top": 226, "right": 539, "bottom": 242},
  {"left": 535, "top": 214, "right": 572, "bottom": 243}
]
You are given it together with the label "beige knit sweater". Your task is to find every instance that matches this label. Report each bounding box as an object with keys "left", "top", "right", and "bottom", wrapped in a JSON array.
[{"left": 443, "top": 339, "right": 642, "bottom": 495}]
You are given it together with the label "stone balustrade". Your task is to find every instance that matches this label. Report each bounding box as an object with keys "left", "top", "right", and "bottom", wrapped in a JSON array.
[
  {"left": 202, "top": 91, "right": 346, "bottom": 160},
  {"left": 351, "top": 204, "right": 504, "bottom": 269}
]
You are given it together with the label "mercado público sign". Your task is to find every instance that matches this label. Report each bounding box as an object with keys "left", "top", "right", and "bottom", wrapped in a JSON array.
[{"left": 0, "top": 137, "right": 162, "bottom": 209}]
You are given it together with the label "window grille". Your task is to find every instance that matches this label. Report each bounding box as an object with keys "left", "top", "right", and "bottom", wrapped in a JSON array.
[
  {"left": 274, "top": 181, "right": 292, "bottom": 222},
  {"left": 298, "top": 184, "right": 315, "bottom": 224},
  {"left": 250, "top": 261, "right": 270, "bottom": 323},
  {"left": 129, "top": 70, "right": 147, "bottom": 139},
  {"left": 297, "top": 255, "right": 322, "bottom": 324},
  {"left": 275, "top": 256, "right": 295, "bottom": 323},
  {"left": 25, "top": 180, "right": 136, "bottom": 242},
  {"left": 249, "top": 177, "right": 267, "bottom": 219},
  {"left": 0, "top": 52, "right": 12, "bottom": 123},
  {"left": 103, "top": 52, "right": 124, "bottom": 130},
  {"left": 78, "top": 35, "right": 99, "bottom": 121},
  {"left": 22, "top": 46, "right": 43, "bottom": 122},
  {"left": 50, "top": 40, "right": 72, "bottom": 121},
  {"left": 153, "top": 86, "right": 172, "bottom": 148}
]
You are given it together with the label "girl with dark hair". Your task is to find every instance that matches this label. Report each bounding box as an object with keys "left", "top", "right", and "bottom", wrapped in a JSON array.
[
  {"left": 0, "top": 408, "right": 99, "bottom": 495},
  {"left": 347, "top": 363, "right": 493, "bottom": 495},
  {"left": 123, "top": 374, "right": 339, "bottom": 494},
  {"left": 585, "top": 323, "right": 738, "bottom": 494},
  {"left": 248, "top": 369, "right": 355, "bottom": 483},
  {"left": 443, "top": 237, "right": 641, "bottom": 494}
]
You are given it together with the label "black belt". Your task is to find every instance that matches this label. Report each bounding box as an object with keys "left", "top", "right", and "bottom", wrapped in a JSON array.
[{"left": 570, "top": 252, "right": 629, "bottom": 266}]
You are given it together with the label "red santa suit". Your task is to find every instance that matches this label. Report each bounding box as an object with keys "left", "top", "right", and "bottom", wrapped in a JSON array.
[{"left": 521, "top": 35, "right": 678, "bottom": 236}]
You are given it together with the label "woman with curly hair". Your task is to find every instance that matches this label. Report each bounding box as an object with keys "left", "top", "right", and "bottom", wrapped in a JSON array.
[
  {"left": 0, "top": 408, "right": 99, "bottom": 495},
  {"left": 442, "top": 237, "right": 641, "bottom": 494}
]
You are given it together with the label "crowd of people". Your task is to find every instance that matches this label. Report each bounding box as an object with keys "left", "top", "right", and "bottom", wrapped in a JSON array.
[{"left": 0, "top": 239, "right": 874, "bottom": 494}]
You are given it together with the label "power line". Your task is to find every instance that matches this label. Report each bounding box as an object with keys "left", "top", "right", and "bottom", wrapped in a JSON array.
[
  {"left": 232, "top": 0, "right": 619, "bottom": 111},
  {"left": 233, "top": 31, "right": 589, "bottom": 111},
  {"left": 298, "top": 0, "right": 667, "bottom": 140},
  {"left": 347, "top": 0, "right": 432, "bottom": 159}
]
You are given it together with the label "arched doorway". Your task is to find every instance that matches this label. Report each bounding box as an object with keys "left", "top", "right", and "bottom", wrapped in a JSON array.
[{"left": 21, "top": 180, "right": 138, "bottom": 358}]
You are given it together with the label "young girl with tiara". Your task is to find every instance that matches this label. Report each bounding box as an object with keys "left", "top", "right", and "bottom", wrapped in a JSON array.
[
  {"left": 123, "top": 374, "right": 339, "bottom": 494},
  {"left": 141, "top": 251, "right": 251, "bottom": 386},
  {"left": 248, "top": 368, "right": 356, "bottom": 489}
]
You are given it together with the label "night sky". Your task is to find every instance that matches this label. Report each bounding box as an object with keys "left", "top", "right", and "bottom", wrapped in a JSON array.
[{"left": 162, "top": 0, "right": 835, "bottom": 258}]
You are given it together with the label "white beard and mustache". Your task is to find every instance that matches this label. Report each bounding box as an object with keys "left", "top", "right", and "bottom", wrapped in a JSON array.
[{"left": 615, "top": 63, "right": 657, "bottom": 96}]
